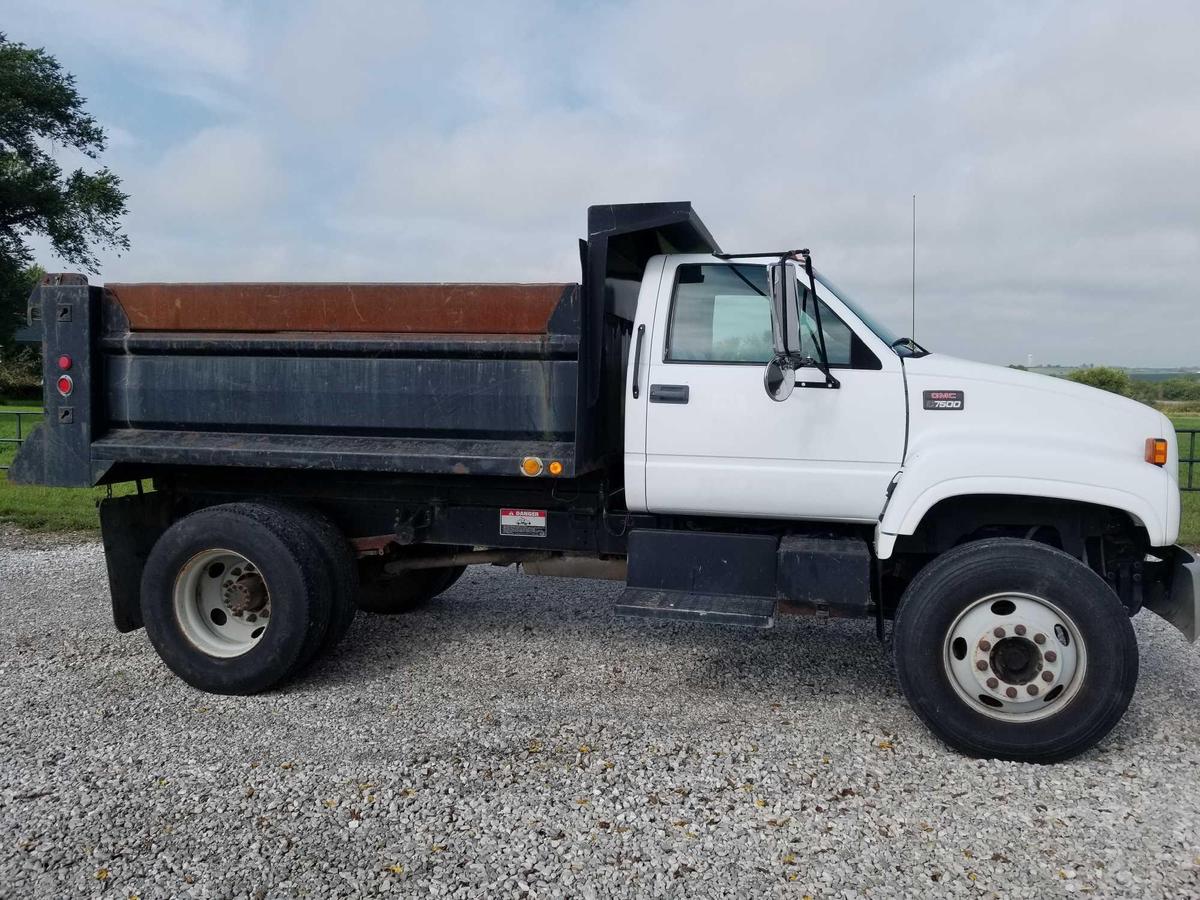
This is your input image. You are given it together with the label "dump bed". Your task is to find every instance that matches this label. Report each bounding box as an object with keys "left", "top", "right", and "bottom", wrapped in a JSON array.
[
  {"left": 95, "top": 281, "right": 583, "bottom": 479},
  {"left": 11, "top": 202, "right": 719, "bottom": 487}
]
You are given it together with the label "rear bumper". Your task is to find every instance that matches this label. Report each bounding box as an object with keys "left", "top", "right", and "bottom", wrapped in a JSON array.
[{"left": 1145, "top": 546, "right": 1200, "bottom": 642}]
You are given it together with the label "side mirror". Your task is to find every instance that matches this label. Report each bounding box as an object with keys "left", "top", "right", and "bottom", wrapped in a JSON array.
[
  {"left": 763, "top": 356, "right": 795, "bottom": 402},
  {"left": 766, "top": 261, "right": 799, "bottom": 357},
  {"left": 763, "top": 260, "right": 799, "bottom": 400}
]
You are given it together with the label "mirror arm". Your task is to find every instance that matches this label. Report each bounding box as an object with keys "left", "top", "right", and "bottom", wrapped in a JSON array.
[
  {"left": 798, "top": 253, "right": 840, "bottom": 389},
  {"left": 758, "top": 248, "right": 842, "bottom": 398}
]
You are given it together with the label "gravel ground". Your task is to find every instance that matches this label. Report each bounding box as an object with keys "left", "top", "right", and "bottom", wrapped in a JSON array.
[{"left": 1, "top": 532, "right": 1199, "bottom": 899}]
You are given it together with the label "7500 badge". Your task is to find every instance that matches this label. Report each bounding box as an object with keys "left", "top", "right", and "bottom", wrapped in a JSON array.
[{"left": 923, "top": 390, "right": 964, "bottom": 410}]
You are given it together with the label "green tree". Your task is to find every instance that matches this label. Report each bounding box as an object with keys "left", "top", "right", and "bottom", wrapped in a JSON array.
[
  {"left": 1128, "top": 379, "right": 1161, "bottom": 405},
  {"left": 1068, "top": 366, "right": 1131, "bottom": 397},
  {"left": 1161, "top": 377, "right": 1200, "bottom": 402},
  {"left": 1, "top": 32, "right": 128, "bottom": 350}
]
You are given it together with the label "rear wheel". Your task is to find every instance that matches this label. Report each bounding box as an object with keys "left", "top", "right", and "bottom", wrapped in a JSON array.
[
  {"left": 357, "top": 565, "right": 466, "bottom": 614},
  {"left": 892, "top": 538, "right": 1138, "bottom": 762},
  {"left": 258, "top": 502, "right": 358, "bottom": 665},
  {"left": 141, "top": 503, "right": 331, "bottom": 695},
  {"left": 302, "top": 509, "right": 358, "bottom": 654}
]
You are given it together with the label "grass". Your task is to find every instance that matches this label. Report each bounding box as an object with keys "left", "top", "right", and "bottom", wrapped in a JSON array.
[
  {"left": 0, "top": 401, "right": 139, "bottom": 531},
  {"left": 1, "top": 403, "right": 1198, "bottom": 543}
]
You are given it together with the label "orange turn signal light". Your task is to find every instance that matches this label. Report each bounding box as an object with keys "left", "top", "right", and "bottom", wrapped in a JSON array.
[
  {"left": 548, "top": 460, "right": 563, "bottom": 476},
  {"left": 521, "top": 456, "right": 543, "bottom": 477},
  {"left": 1145, "top": 438, "right": 1168, "bottom": 466}
]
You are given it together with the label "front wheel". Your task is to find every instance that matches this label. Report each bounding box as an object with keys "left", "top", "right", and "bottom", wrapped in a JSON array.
[{"left": 892, "top": 538, "right": 1138, "bottom": 763}]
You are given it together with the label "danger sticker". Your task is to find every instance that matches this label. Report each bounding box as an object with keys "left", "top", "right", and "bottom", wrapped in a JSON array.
[
  {"left": 500, "top": 508, "right": 547, "bottom": 537},
  {"left": 923, "top": 390, "right": 965, "bottom": 410}
]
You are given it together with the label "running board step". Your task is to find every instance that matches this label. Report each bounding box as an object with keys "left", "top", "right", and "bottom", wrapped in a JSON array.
[{"left": 615, "top": 589, "right": 776, "bottom": 628}]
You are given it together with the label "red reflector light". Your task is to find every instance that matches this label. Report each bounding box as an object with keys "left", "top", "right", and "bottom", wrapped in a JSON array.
[
  {"left": 1145, "top": 438, "right": 1168, "bottom": 466},
  {"left": 57, "top": 354, "right": 72, "bottom": 371},
  {"left": 56, "top": 375, "right": 74, "bottom": 397}
]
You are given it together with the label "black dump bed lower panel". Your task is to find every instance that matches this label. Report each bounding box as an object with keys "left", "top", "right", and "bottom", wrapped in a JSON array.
[{"left": 104, "top": 349, "right": 579, "bottom": 442}]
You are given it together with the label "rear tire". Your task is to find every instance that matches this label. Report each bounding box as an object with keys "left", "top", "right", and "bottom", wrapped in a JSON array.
[
  {"left": 357, "top": 565, "right": 466, "bottom": 614},
  {"left": 302, "top": 509, "right": 358, "bottom": 654},
  {"left": 140, "top": 503, "right": 331, "bottom": 695},
  {"left": 258, "top": 502, "right": 358, "bottom": 665},
  {"left": 892, "top": 538, "right": 1138, "bottom": 763}
]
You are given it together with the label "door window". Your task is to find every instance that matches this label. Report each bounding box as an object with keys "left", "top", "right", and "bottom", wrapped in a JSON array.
[
  {"left": 665, "top": 264, "right": 879, "bottom": 369},
  {"left": 666, "top": 264, "right": 776, "bottom": 363}
]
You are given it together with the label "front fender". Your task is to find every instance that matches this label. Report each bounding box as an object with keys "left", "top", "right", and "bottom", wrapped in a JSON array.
[{"left": 875, "top": 438, "right": 1172, "bottom": 560}]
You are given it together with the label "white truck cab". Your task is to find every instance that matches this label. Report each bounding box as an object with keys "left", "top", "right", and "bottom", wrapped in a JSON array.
[{"left": 626, "top": 251, "right": 1179, "bottom": 556}]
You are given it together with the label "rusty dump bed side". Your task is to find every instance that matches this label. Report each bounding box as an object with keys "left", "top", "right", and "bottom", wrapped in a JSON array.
[{"left": 105, "top": 282, "right": 568, "bottom": 335}]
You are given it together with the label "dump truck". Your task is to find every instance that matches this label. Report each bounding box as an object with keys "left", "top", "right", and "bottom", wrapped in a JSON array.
[{"left": 11, "top": 202, "right": 1197, "bottom": 762}]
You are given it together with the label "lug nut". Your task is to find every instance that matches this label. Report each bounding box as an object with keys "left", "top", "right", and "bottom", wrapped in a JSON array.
[
  {"left": 1044, "top": 650, "right": 1057, "bottom": 663},
  {"left": 1015, "top": 624, "right": 1027, "bottom": 636},
  {"left": 1005, "top": 687, "right": 1018, "bottom": 699},
  {"left": 979, "top": 639, "right": 992, "bottom": 651},
  {"left": 993, "top": 627, "right": 1005, "bottom": 638},
  {"left": 1034, "top": 633, "right": 1046, "bottom": 645},
  {"left": 1027, "top": 684, "right": 1039, "bottom": 696},
  {"left": 1041, "top": 671, "right": 1054, "bottom": 683},
  {"left": 976, "top": 660, "right": 989, "bottom": 671},
  {"left": 986, "top": 677, "right": 999, "bottom": 689}
]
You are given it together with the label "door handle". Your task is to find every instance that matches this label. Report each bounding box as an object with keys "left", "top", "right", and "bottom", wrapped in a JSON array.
[
  {"left": 649, "top": 383, "right": 690, "bottom": 404},
  {"left": 632, "top": 324, "right": 645, "bottom": 398}
]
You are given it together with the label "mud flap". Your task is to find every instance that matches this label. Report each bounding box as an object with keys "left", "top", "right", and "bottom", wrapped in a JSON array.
[
  {"left": 99, "top": 492, "right": 175, "bottom": 632},
  {"left": 1145, "top": 546, "right": 1200, "bottom": 642}
]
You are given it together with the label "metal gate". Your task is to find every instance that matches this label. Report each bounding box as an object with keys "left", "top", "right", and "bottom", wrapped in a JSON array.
[
  {"left": 0, "top": 410, "right": 43, "bottom": 473},
  {"left": 1179, "top": 429, "right": 1199, "bottom": 492}
]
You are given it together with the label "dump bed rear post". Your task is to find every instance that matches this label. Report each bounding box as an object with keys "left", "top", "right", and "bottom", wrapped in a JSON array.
[{"left": 8, "top": 274, "right": 107, "bottom": 487}]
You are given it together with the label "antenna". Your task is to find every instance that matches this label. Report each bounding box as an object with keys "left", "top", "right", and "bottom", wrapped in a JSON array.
[{"left": 911, "top": 193, "right": 916, "bottom": 340}]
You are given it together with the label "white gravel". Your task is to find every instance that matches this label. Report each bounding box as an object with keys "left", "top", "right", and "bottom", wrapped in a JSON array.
[{"left": 1, "top": 531, "right": 1199, "bottom": 899}]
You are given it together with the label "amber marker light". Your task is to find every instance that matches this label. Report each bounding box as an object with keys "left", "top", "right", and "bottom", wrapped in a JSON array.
[
  {"left": 1145, "top": 438, "right": 1168, "bottom": 466},
  {"left": 548, "top": 460, "right": 564, "bottom": 476},
  {"left": 521, "top": 457, "right": 544, "bottom": 477}
]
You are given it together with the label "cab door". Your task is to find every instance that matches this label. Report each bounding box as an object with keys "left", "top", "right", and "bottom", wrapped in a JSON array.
[{"left": 636, "top": 258, "right": 906, "bottom": 523}]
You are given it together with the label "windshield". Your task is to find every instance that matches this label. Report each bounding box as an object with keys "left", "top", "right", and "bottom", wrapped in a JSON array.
[{"left": 811, "top": 270, "right": 911, "bottom": 353}]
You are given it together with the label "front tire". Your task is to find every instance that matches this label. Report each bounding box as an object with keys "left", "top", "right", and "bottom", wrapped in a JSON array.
[{"left": 892, "top": 538, "right": 1138, "bottom": 763}]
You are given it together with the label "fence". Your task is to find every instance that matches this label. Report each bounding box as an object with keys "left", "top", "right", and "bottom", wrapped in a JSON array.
[
  {"left": 1179, "top": 429, "right": 1199, "bottom": 493},
  {"left": 2, "top": 409, "right": 1199, "bottom": 489},
  {"left": 0, "top": 410, "right": 43, "bottom": 473}
]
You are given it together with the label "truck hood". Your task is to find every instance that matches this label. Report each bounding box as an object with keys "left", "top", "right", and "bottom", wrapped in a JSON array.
[
  {"left": 894, "top": 353, "right": 1179, "bottom": 546},
  {"left": 902, "top": 354, "right": 1169, "bottom": 437}
]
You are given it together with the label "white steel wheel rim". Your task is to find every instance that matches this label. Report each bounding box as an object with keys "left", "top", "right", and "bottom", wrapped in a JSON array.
[
  {"left": 173, "top": 549, "right": 271, "bottom": 658},
  {"left": 943, "top": 591, "right": 1087, "bottom": 722}
]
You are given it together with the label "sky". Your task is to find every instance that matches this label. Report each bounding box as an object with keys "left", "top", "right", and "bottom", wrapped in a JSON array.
[{"left": 7, "top": 0, "right": 1199, "bottom": 367}]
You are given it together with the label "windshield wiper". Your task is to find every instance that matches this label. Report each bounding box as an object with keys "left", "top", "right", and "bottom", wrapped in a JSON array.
[{"left": 890, "top": 336, "right": 929, "bottom": 357}]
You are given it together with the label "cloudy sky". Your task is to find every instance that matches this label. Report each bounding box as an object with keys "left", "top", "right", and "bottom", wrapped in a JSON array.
[{"left": 8, "top": 1, "right": 1198, "bottom": 366}]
